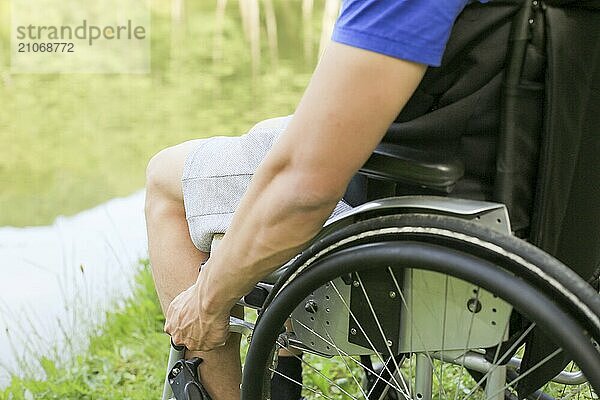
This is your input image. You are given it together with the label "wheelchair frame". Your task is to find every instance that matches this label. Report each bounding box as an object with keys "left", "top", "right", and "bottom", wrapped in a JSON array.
[{"left": 161, "top": 196, "right": 599, "bottom": 400}]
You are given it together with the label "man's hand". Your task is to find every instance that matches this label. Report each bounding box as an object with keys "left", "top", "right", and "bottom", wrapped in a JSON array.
[{"left": 164, "top": 276, "right": 231, "bottom": 351}]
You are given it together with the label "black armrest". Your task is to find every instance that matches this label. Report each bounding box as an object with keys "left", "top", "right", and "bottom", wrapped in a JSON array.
[{"left": 359, "top": 143, "right": 465, "bottom": 193}]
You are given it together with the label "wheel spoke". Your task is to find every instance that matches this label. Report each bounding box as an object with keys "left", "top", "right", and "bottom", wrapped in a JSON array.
[
  {"left": 319, "top": 319, "right": 370, "bottom": 399},
  {"left": 356, "top": 272, "right": 412, "bottom": 398},
  {"left": 330, "top": 280, "right": 411, "bottom": 396},
  {"left": 462, "top": 322, "right": 536, "bottom": 400},
  {"left": 274, "top": 341, "right": 360, "bottom": 400},
  {"left": 291, "top": 317, "right": 406, "bottom": 395},
  {"left": 486, "top": 348, "right": 563, "bottom": 400},
  {"left": 491, "top": 320, "right": 511, "bottom": 366},
  {"left": 387, "top": 268, "right": 448, "bottom": 400},
  {"left": 268, "top": 367, "right": 339, "bottom": 400},
  {"left": 451, "top": 287, "right": 480, "bottom": 400},
  {"left": 440, "top": 275, "right": 450, "bottom": 400},
  {"left": 366, "top": 357, "right": 404, "bottom": 400},
  {"left": 587, "top": 380, "right": 596, "bottom": 400}
]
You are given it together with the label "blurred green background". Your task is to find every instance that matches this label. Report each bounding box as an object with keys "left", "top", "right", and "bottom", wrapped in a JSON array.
[
  {"left": 0, "top": 3, "right": 345, "bottom": 396},
  {"left": 0, "top": 0, "right": 336, "bottom": 227}
]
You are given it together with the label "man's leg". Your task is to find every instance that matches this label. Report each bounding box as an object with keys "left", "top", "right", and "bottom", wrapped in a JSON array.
[{"left": 145, "top": 140, "right": 241, "bottom": 400}]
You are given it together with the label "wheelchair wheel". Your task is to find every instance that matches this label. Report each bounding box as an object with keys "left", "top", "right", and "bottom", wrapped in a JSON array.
[{"left": 241, "top": 214, "right": 600, "bottom": 400}]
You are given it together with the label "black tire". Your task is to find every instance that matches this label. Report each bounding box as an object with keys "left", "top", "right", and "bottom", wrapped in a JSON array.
[{"left": 242, "top": 214, "right": 600, "bottom": 400}]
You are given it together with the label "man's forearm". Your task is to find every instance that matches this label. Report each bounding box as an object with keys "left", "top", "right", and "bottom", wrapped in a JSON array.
[{"left": 199, "top": 158, "right": 342, "bottom": 309}]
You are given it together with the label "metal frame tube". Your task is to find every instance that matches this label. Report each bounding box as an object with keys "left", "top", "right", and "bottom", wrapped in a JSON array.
[
  {"left": 415, "top": 353, "right": 433, "bottom": 400},
  {"left": 161, "top": 341, "right": 186, "bottom": 400},
  {"left": 435, "top": 351, "right": 587, "bottom": 385},
  {"left": 485, "top": 365, "right": 507, "bottom": 400}
]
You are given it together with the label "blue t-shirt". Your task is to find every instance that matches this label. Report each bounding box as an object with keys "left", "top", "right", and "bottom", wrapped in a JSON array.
[{"left": 332, "top": 0, "right": 488, "bottom": 67}]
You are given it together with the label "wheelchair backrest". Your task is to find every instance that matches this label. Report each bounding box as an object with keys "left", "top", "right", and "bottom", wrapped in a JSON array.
[
  {"left": 528, "top": 3, "right": 600, "bottom": 280},
  {"left": 380, "top": 0, "right": 600, "bottom": 279}
]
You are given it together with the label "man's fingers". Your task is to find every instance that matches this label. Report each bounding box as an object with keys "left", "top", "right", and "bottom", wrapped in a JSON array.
[
  {"left": 164, "top": 307, "right": 175, "bottom": 334},
  {"left": 181, "top": 336, "right": 227, "bottom": 352},
  {"left": 167, "top": 325, "right": 188, "bottom": 349},
  {"left": 204, "top": 333, "right": 228, "bottom": 350},
  {"left": 172, "top": 335, "right": 193, "bottom": 351},
  {"left": 163, "top": 304, "right": 231, "bottom": 351},
  {"left": 164, "top": 319, "right": 178, "bottom": 335},
  {"left": 183, "top": 336, "right": 201, "bottom": 351}
]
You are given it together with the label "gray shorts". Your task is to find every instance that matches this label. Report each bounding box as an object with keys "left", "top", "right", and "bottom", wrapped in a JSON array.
[{"left": 182, "top": 116, "right": 352, "bottom": 252}]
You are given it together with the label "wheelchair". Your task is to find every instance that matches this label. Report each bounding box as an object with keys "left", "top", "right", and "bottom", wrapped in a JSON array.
[{"left": 162, "top": 1, "right": 600, "bottom": 399}]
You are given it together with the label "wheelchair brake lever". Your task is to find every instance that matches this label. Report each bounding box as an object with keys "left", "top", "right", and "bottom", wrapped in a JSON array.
[
  {"left": 169, "top": 357, "right": 212, "bottom": 400},
  {"left": 161, "top": 318, "right": 254, "bottom": 400}
]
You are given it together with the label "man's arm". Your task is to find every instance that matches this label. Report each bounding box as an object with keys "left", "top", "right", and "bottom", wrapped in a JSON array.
[{"left": 165, "top": 41, "right": 426, "bottom": 350}]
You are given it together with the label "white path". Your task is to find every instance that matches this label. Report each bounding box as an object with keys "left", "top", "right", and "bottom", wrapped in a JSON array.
[{"left": 0, "top": 191, "right": 148, "bottom": 387}]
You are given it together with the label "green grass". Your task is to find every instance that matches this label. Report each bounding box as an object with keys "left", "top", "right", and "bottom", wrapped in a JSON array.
[
  {"left": 1, "top": 264, "right": 167, "bottom": 399},
  {"left": 1, "top": 266, "right": 594, "bottom": 399}
]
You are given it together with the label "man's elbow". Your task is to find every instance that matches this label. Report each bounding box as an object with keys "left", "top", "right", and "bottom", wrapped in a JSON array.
[
  {"left": 260, "top": 147, "right": 349, "bottom": 213},
  {"left": 286, "top": 168, "right": 347, "bottom": 213}
]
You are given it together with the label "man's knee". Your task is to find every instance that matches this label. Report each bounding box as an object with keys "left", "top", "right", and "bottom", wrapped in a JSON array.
[{"left": 146, "top": 143, "right": 189, "bottom": 205}]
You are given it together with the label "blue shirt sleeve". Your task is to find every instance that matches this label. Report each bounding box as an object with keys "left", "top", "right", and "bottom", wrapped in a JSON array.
[{"left": 332, "top": 0, "right": 488, "bottom": 67}]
